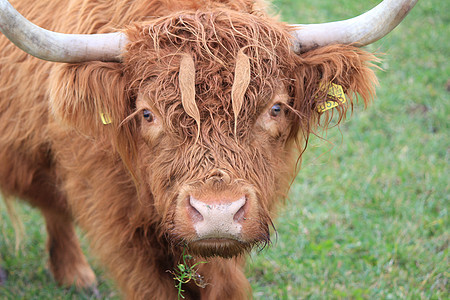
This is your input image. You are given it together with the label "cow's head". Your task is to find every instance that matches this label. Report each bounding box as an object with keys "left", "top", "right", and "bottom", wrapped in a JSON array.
[
  {"left": 124, "top": 12, "right": 305, "bottom": 257},
  {"left": 0, "top": 0, "right": 417, "bottom": 257}
]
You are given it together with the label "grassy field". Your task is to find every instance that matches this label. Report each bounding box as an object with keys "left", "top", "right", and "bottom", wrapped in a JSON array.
[{"left": 1, "top": 0, "right": 448, "bottom": 299}]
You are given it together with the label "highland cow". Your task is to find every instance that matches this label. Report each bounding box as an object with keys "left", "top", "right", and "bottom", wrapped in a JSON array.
[{"left": 0, "top": 0, "right": 416, "bottom": 298}]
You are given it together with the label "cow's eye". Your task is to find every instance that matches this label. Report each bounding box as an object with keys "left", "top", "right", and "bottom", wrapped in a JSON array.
[
  {"left": 269, "top": 103, "right": 282, "bottom": 117},
  {"left": 143, "top": 109, "right": 154, "bottom": 122}
]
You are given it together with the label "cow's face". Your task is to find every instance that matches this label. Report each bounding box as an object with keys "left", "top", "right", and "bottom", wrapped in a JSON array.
[
  {"left": 133, "top": 78, "right": 297, "bottom": 257},
  {"left": 125, "top": 13, "right": 301, "bottom": 257},
  {"left": 50, "top": 11, "right": 376, "bottom": 258}
]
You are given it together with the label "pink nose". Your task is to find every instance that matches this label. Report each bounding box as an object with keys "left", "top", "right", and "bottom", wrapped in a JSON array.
[{"left": 187, "top": 196, "right": 247, "bottom": 239}]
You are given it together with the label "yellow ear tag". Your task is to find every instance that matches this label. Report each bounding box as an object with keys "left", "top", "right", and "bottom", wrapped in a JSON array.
[
  {"left": 316, "top": 83, "right": 347, "bottom": 113},
  {"left": 100, "top": 112, "right": 112, "bottom": 125}
]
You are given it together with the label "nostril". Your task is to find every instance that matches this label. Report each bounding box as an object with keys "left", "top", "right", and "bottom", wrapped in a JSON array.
[
  {"left": 233, "top": 198, "right": 247, "bottom": 222},
  {"left": 187, "top": 197, "right": 204, "bottom": 223}
]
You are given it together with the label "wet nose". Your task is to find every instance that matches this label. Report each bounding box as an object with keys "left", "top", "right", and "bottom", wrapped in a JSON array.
[{"left": 188, "top": 195, "right": 247, "bottom": 239}]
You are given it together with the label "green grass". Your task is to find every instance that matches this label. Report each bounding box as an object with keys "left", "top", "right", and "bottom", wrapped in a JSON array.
[{"left": 1, "top": 0, "right": 449, "bottom": 299}]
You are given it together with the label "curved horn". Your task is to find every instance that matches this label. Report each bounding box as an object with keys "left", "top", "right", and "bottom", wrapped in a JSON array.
[
  {"left": 291, "top": 0, "right": 418, "bottom": 54},
  {"left": 0, "top": 0, "right": 128, "bottom": 62}
]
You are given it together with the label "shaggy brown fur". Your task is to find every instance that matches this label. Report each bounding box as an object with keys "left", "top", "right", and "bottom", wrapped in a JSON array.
[{"left": 0, "top": 0, "right": 377, "bottom": 298}]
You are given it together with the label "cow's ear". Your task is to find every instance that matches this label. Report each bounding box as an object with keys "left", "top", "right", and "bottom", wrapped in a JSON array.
[
  {"left": 49, "top": 62, "right": 132, "bottom": 138},
  {"left": 290, "top": 45, "right": 379, "bottom": 134}
]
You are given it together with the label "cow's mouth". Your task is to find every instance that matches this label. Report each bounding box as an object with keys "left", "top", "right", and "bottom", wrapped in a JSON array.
[{"left": 186, "top": 238, "right": 253, "bottom": 258}]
